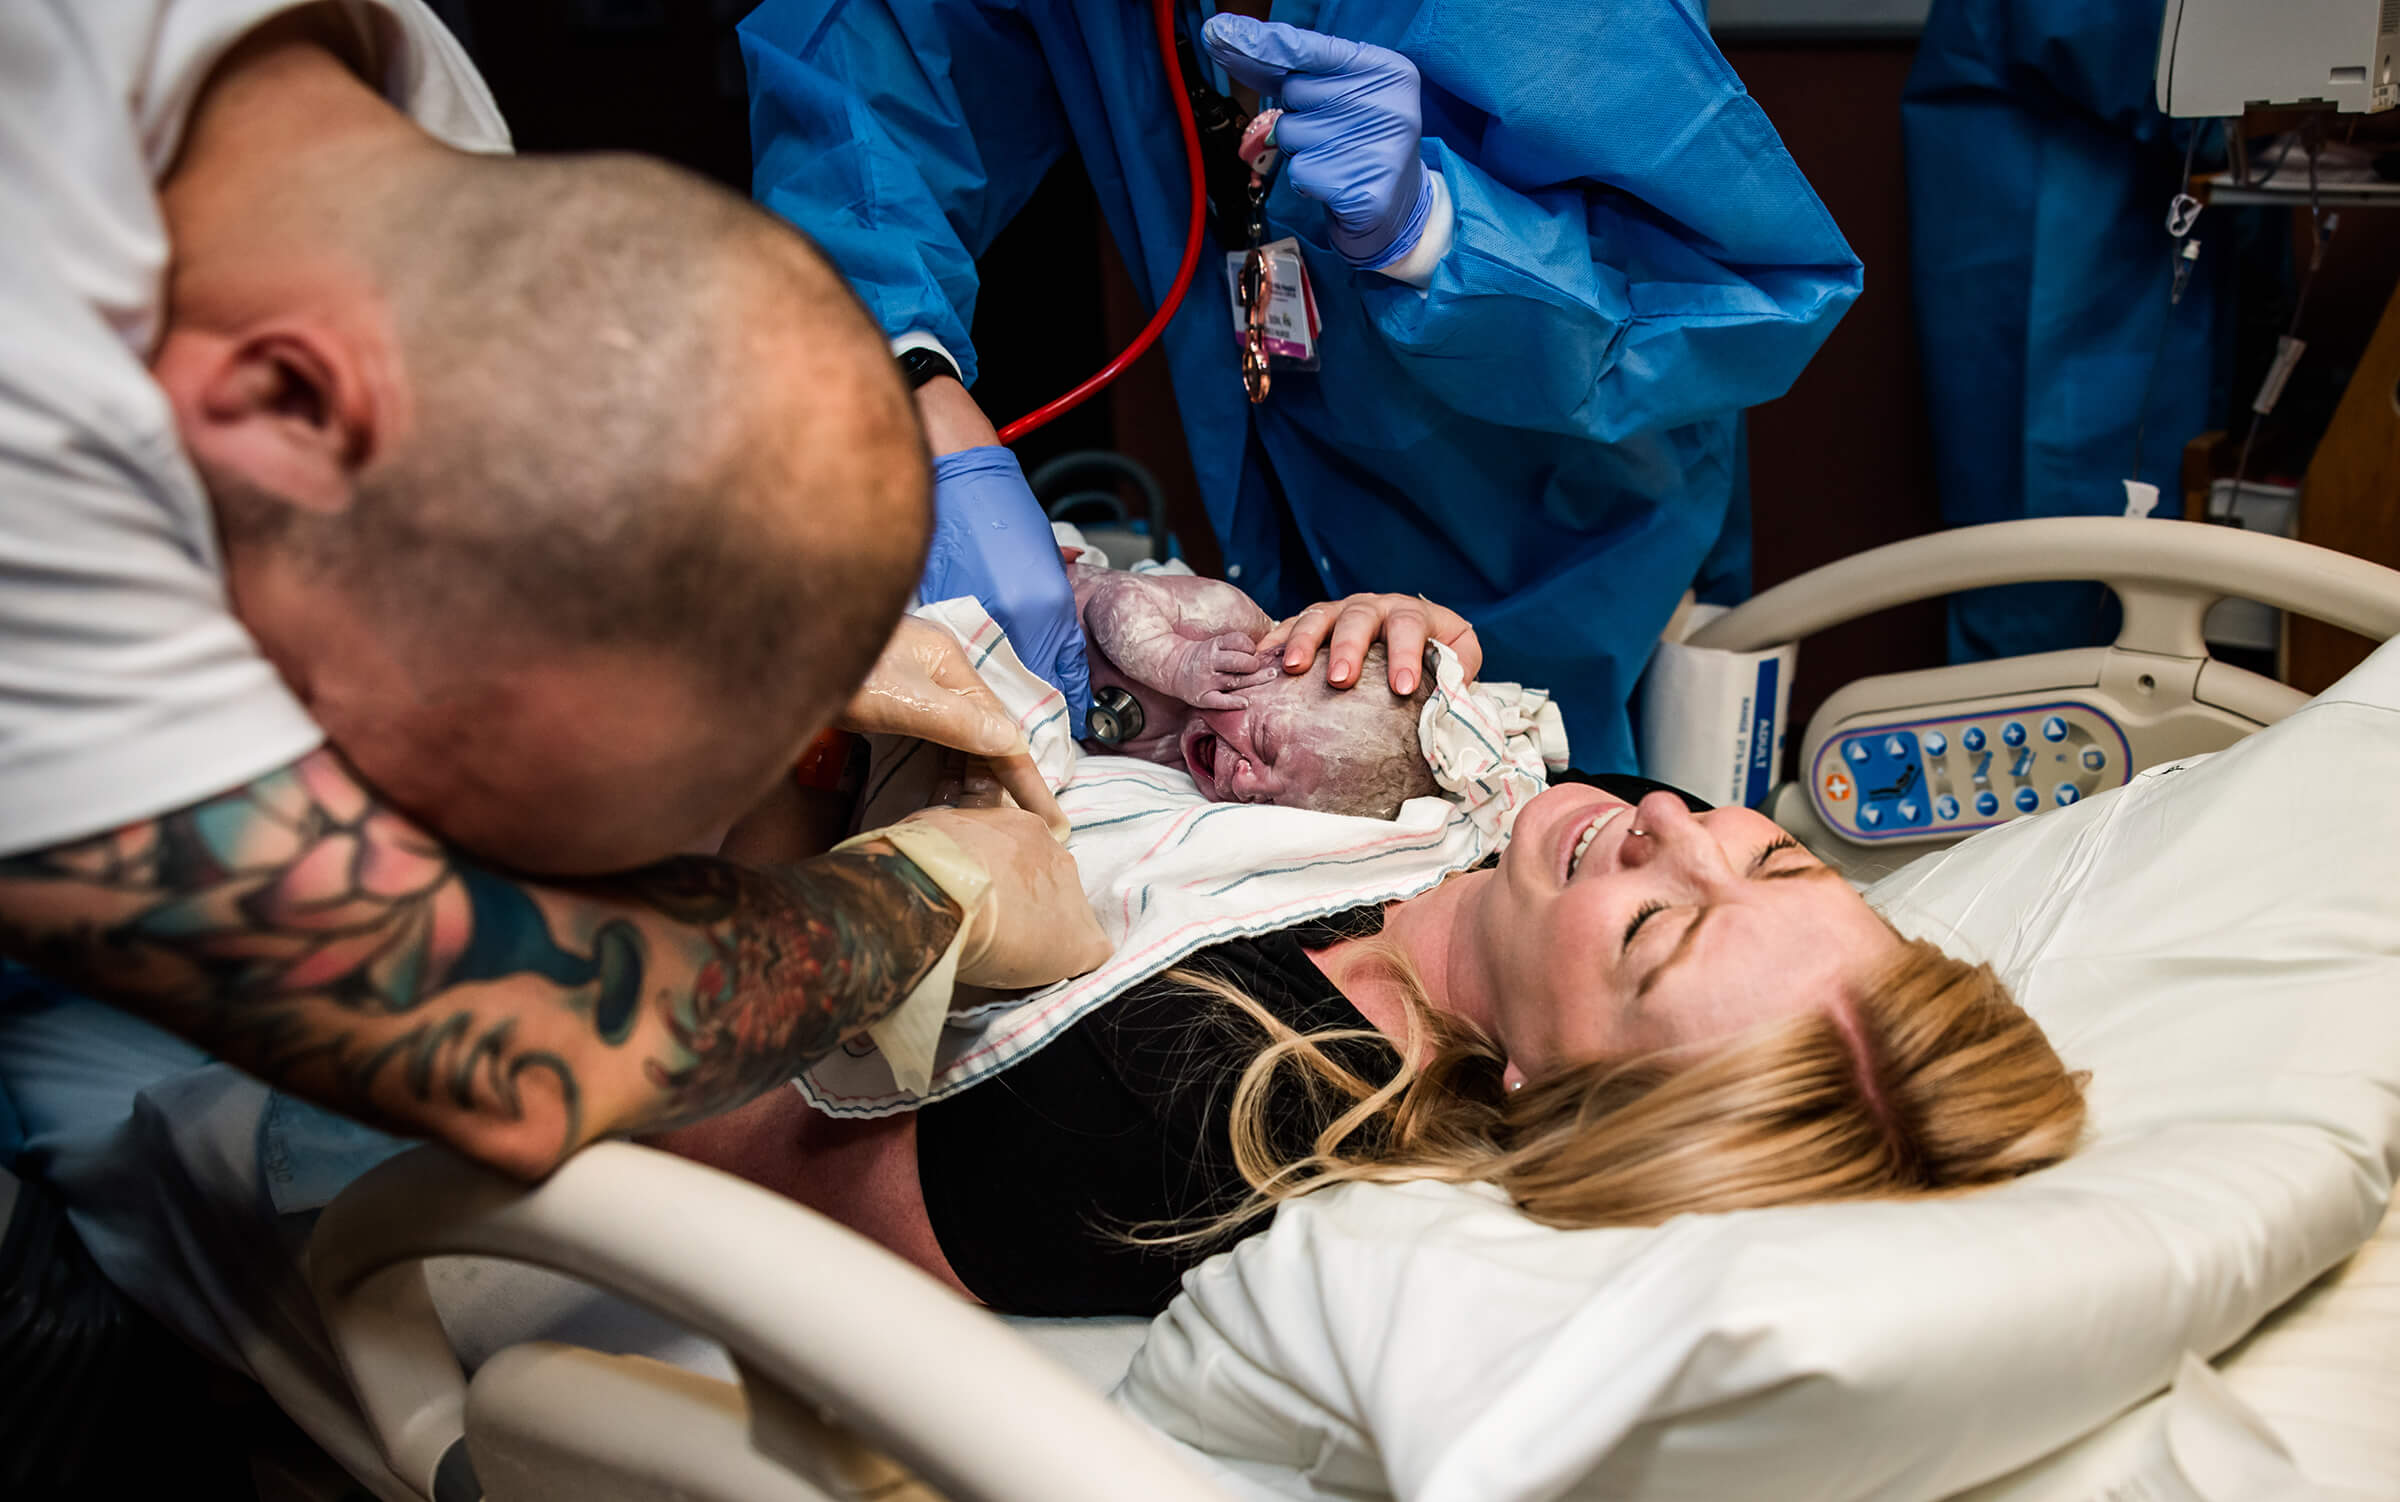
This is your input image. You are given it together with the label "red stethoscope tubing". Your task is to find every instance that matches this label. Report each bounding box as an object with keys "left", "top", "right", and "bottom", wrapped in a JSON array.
[{"left": 993, "top": 0, "right": 1209, "bottom": 445}]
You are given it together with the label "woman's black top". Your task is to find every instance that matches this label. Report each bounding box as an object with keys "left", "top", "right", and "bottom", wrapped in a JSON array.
[
  {"left": 912, "top": 771, "right": 1705, "bottom": 1317},
  {"left": 915, "top": 906, "right": 1394, "bottom": 1316}
]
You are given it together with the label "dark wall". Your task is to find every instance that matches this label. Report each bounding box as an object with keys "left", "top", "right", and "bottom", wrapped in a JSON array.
[
  {"left": 454, "top": 1, "right": 752, "bottom": 185},
  {"left": 455, "top": 0, "right": 1122, "bottom": 478},
  {"left": 1722, "top": 43, "right": 1949, "bottom": 735}
]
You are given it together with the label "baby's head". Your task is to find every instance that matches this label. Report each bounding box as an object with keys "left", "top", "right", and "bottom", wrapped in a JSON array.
[{"left": 1178, "top": 644, "right": 1439, "bottom": 819}]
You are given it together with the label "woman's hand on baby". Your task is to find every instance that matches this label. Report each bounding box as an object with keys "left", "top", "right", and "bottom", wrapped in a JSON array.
[
  {"left": 840, "top": 617, "right": 1069, "bottom": 838},
  {"left": 895, "top": 806, "right": 1109, "bottom": 990},
  {"left": 1261, "top": 593, "right": 1482, "bottom": 695},
  {"left": 1167, "top": 631, "right": 1283, "bottom": 710}
]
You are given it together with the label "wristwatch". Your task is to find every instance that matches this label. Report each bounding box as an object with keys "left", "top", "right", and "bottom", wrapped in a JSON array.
[{"left": 896, "top": 345, "right": 963, "bottom": 391}]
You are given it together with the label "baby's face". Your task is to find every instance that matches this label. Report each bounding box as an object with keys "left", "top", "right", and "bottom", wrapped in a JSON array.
[{"left": 1176, "top": 666, "right": 1404, "bottom": 811}]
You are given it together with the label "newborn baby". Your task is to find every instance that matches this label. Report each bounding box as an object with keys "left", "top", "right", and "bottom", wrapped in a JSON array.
[{"left": 1069, "top": 556, "right": 1438, "bottom": 819}]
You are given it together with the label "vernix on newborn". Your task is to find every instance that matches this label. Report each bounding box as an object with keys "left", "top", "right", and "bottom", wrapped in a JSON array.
[{"left": 1068, "top": 557, "right": 1437, "bottom": 819}]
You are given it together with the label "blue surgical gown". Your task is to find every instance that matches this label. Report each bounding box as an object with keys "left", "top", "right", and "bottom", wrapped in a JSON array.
[
  {"left": 1904, "top": 0, "right": 2227, "bottom": 663},
  {"left": 740, "top": 0, "right": 1861, "bottom": 771}
]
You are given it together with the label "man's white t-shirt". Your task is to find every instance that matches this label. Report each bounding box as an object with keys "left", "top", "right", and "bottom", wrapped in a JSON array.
[{"left": 0, "top": 0, "right": 510, "bottom": 855}]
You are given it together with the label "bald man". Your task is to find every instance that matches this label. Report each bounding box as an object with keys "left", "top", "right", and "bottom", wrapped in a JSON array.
[{"left": 0, "top": 0, "right": 1105, "bottom": 1187}]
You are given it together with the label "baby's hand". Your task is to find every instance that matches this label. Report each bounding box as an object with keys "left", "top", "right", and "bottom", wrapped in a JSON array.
[{"left": 1169, "top": 631, "right": 1281, "bottom": 710}]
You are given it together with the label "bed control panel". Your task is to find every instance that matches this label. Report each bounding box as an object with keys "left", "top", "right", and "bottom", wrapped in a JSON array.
[{"left": 1808, "top": 701, "right": 2131, "bottom": 843}]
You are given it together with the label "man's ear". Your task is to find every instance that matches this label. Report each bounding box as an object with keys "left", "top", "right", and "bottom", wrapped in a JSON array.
[{"left": 153, "top": 323, "right": 379, "bottom": 515}]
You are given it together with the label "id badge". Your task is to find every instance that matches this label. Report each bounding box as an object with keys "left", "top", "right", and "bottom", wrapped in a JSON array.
[{"left": 1224, "top": 237, "right": 1322, "bottom": 371}]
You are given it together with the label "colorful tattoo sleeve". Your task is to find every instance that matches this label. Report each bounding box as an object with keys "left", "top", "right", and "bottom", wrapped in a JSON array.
[{"left": 0, "top": 750, "right": 959, "bottom": 1174}]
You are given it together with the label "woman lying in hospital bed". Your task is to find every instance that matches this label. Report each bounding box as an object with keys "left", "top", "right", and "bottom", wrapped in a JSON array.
[
  {"left": 400, "top": 581, "right": 2400, "bottom": 1499},
  {"left": 662, "top": 623, "right": 2085, "bottom": 1315}
]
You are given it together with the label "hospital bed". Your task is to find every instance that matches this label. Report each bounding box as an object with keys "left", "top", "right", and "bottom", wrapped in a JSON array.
[{"left": 282, "top": 518, "right": 2400, "bottom": 1502}]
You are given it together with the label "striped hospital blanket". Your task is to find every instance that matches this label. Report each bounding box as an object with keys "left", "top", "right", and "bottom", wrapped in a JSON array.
[{"left": 799, "top": 594, "right": 1548, "bottom": 1117}]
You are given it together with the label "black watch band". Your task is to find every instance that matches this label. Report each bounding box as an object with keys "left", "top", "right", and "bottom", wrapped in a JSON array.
[{"left": 896, "top": 345, "right": 963, "bottom": 391}]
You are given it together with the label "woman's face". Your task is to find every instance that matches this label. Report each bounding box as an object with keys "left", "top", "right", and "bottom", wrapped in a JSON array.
[{"left": 1481, "top": 784, "right": 1898, "bottom": 1080}]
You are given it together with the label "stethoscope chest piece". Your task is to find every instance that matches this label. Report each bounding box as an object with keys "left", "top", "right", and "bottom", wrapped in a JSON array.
[{"left": 1087, "top": 686, "right": 1145, "bottom": 746}]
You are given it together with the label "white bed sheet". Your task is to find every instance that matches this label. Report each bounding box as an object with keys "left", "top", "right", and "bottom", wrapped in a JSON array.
[
  {"left": 1959, "top": 1188, "right": 2400, "bottom": 1502},
  {"left": 1114, "top": 640, "right": 2400, "bottom": 1501}
]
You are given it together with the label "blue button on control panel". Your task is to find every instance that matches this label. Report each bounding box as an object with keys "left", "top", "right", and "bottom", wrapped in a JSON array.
[
  {"left": 1826, "top": 730, "right": 1930, "bottom": 834},
  {"left": 1813, "top": 701, "right": 2128, "bottom": 841}
]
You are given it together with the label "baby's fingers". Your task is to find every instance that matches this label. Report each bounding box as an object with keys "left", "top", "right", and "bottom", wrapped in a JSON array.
[{"left": 1212, "top": 644, "right": 1270, "bottom": 677}]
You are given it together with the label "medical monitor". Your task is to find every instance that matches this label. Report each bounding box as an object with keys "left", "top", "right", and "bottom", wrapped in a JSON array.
[{"left": 2157, "top": 0, "right": 2398, "bottom": 115}]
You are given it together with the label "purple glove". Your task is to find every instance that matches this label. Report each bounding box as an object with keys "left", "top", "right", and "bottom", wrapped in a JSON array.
[{"left": 1202, "top": 14, "right": 1433, "bottom": 269}]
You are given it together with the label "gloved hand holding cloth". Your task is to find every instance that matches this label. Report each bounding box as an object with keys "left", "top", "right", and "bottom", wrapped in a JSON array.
[
  {"left": 839, "top": 615, "right": 1069, "bottom": 837},
  {"left": 1202, "top": 13, "right": 1434, "bottom": 271},
  {"left": 835, "top": 803, "right": 1109, "bottom": 1093}
]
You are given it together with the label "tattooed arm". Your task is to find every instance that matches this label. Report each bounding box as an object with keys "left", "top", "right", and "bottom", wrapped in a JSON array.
[{"left": 0, "top": 748, "right": 965, "bottom": 1179}]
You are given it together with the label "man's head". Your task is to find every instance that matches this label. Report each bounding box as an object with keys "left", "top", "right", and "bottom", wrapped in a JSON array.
[
  {"left": 151, "top": 17, "right": 926, "bottom": 872},
  {"left": 1181, "top": 645, "right": 1438, "bottom": 818}
]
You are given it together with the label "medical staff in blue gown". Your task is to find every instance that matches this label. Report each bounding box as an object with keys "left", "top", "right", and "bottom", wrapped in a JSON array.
[
  {"left": 1904, "top": 0, "right": 2227, "bottom": 663},
  {"left": 740, "top": 0, "right": 1861, "bottom": 772}
]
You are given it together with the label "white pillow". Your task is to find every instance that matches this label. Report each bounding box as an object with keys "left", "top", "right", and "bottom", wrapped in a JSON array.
[
  {"left": 1115, "top": 643, "right": 2400, "bottom": 1502},
  {"left": 1955, "top": 1189, "right": 2400, "bottom": 1501}
]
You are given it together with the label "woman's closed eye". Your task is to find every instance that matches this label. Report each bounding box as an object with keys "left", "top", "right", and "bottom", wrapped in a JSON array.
[
  {"left": 1751, "top": 835, "right": 1835, "bottom": 882},
  {"left": 1622, "top": 899, "right": 1668, "bottom": 950},
  {"left": 1748, "top": 834, "right": 1804, "bottom": 873}
]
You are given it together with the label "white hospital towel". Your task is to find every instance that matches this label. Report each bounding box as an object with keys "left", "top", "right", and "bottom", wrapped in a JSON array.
[
  {"left": 1419, "top": 640, "right": 1568, "bottom": 843},
  {"left": 799, "top": 594, "right": 1557, "bottom": 1117}
]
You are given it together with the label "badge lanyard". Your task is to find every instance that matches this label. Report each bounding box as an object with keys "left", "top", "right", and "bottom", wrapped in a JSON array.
[
  {"left": 1228, "top": 111, "right": 1321, "bottom": 405},
  {"left": 1237, "top": 120, "right": 1279, "bottom": 404}
]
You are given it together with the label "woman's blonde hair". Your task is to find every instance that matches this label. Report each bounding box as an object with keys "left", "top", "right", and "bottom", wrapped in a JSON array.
[{"left": 1154, "top": 933, "right": 2086, "bottom": 1243}]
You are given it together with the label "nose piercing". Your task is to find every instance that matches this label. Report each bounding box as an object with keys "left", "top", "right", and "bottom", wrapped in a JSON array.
[{"left": 1630, "top": 827, "right": 1648, "bottom": 837}]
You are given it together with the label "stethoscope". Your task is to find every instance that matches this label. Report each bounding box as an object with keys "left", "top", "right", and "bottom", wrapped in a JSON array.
[{"left": 1085, "top": 686, "right": 1146, "bottom": 747}]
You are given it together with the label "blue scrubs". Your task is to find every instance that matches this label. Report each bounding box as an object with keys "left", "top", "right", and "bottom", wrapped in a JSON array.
[
  {"left": 741, "top": 0, "right": 1860, "bottom": 771},
  {"left": 1904, "top": 0, "right": 2226, "bottom": 663}
]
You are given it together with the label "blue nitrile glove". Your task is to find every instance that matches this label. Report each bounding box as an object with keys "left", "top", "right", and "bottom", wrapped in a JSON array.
[
  {"left": 921, "top": 446, "right": 1092, "bottom": 732},
  {"left": 1202, "top": 14, "right": 1432, "bottom": 270}
]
